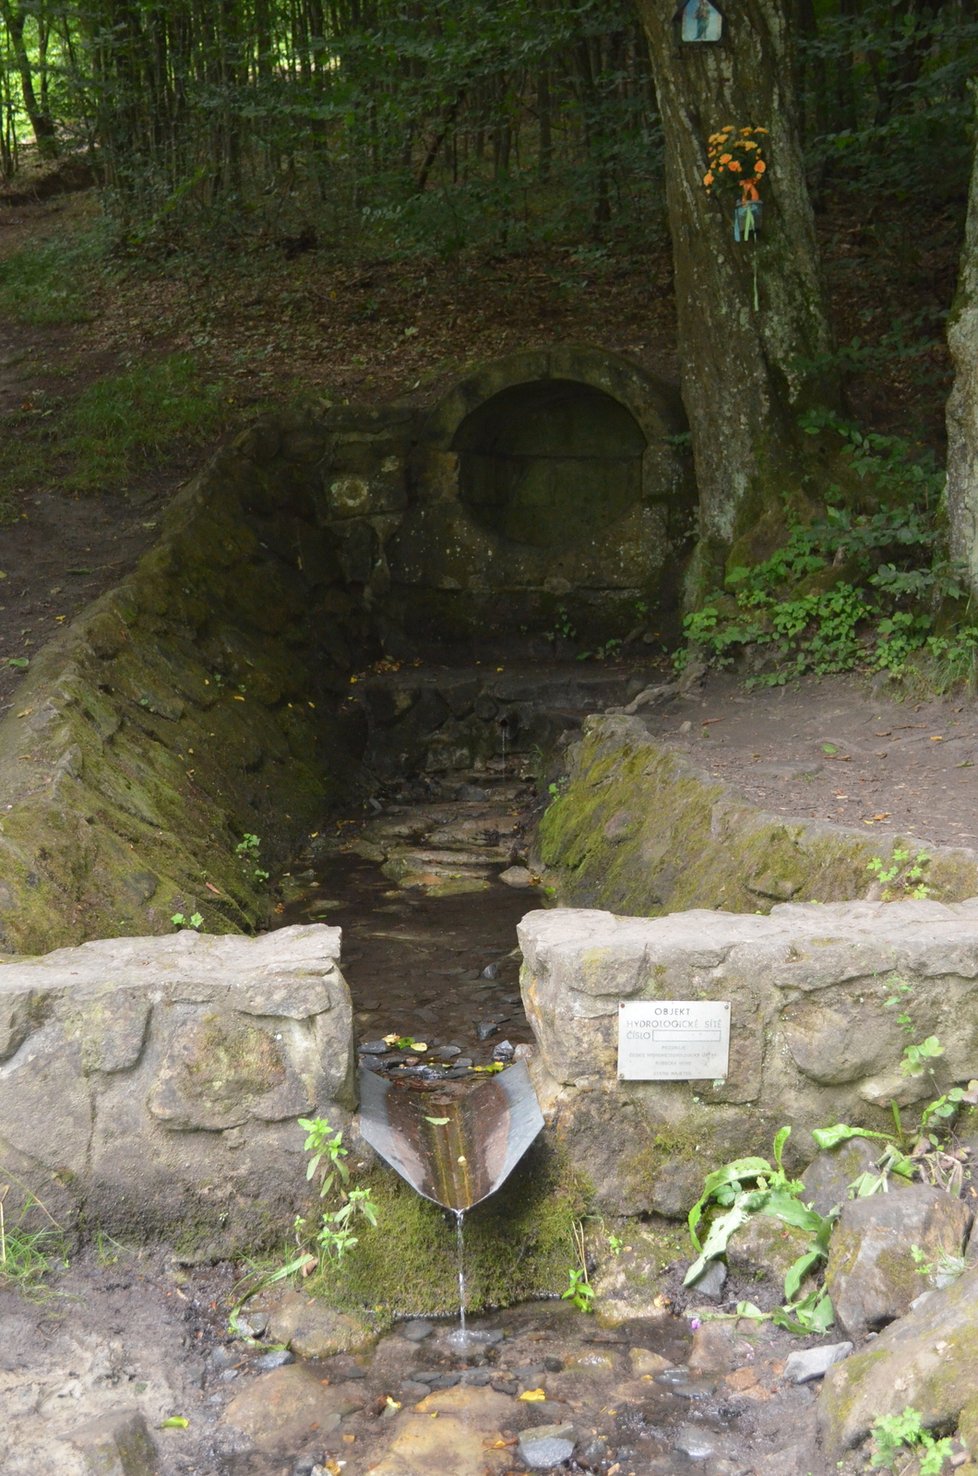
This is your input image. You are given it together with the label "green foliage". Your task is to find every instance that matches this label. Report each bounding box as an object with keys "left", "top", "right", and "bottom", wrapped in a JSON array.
[
  {"left": 684, "top": 1127, "right": 836, "bottom": 1335},
  {"left": 62, "top": 354, "right": 227, "bottom": 492},
  {"left": 561, "top": 1265, "right": 594, "bottom": 1312},
  {"left": 170, "top": 911, "right": 203, "bottom": 929},
  {"left": 235, "top": 833, "right": 269, "bottom": 885},
  {"left": 282, "top": 1117, "right": 379, "bottom": 1279},
  {"left": 0, "top": 229, "right": 107, "bottom": 325},
  {"left": 869, "top": 1407, "right": 953, "bottom": 1474},
  {"left": 0, "top": 1188, "right": 68, "bottom": 1291},
  {"left": 678, "top": 417, "right": 970, "bottom": 688},
  {"left": 867, "top": 847, "right": 932, "bottom": 901},
  {"left": 561, "top": 1219, "right": 594, "bottom": 1312}
]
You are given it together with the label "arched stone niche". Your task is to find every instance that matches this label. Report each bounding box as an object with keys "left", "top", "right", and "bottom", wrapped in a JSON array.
[{"left": 387, "top": 347, "right": 694, "bottom": 648}]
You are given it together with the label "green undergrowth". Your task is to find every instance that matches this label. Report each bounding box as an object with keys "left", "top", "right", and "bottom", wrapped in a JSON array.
[
  {"left": 0, "top": 226, "right": 108, "bottom": 325},
  {"left": 62, "top": 354, "right": 229, "bottom": 491},
  {"left": 297, "top": 1142, "right": 591, "bottom": 1322},
  {"left": 0, "top": 1191, "right": 69, "bottom": 1292},
  {"left": 678, "top": 414, "right": 978, "bottom": 692}
]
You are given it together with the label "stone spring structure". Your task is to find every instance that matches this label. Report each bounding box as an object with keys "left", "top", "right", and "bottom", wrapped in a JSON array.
[
  {"left": 4, "top": 902, "right": 978, "bottom": 1254},
  {"left": 0, "top": 347, "right": 690, "bottom": 957}
]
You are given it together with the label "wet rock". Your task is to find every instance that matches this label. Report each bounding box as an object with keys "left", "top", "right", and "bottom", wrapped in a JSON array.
[
  {"left": 476, "top": 1020, "right": 502, "bottom": 1040},
  {"left": 673, "top": 1422, "right": 718, "bottom": 1460},
  {"left": 782, "top": 1342, "right": 852, "bottom": 1384},
  {"left": 481, "top": 963, "right": 500, "bottom": 979},
  {"left": 800, "top": 1137, "right": 883, "bottom": 1218},
  {"left": 399, "top": 1320, "right": 434, "bottom": 1343},
  {"left": 266, "top": 1290, "right": 376, "bottom": 1358},
  {"left": 225, "top": 1365, "right": 366, "bottom": 1451},
  {"left": 686, "top": 1260, "right": 727, "bottom": 1301},
  {"left": 492, "top": 1039, "right": 515, "bottom": 1062},
  {"left": 367, "top": 1383, "right": 516, "bottom": 1475},
  {"left": 499, "top": 866, "right": 535, "bottom": 889},
  {"left": 687, "top": 1323, "right": 756, "bottom": 1377},
  {"left": 518, "top": 1422, "right": 576, "bottom": 1468},
  {"left": 70, "top": 1408, "right": 158, "bottom": 1476},
  {"left": 824, "top": 1184, "right": 972, "bottom": 1340},
  {"left": 254, "top": 1348, "right": 295, "bottom": 1371},
  {"left": 360, "top": 1039, "right": 390, "bottom": 1054},
  {"left": 628, "top": 1348, "right": 673, "bottom": 1377},
  {"left": 818, "top": 1261, "right": 978, "bottom": 1458}
]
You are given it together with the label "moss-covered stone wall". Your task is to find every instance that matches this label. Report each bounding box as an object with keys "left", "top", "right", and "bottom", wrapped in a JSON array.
[
  {"left": 0, "top": 413, "right": 370, "bottom": 955},
  {"left": 533, "top": 714, "right": 978, "bottom": 915}
]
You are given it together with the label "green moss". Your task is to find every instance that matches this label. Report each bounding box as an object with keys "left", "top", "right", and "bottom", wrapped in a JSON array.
[{"left": 309, "top": 1142, "right": 591, "bottom": 1320}]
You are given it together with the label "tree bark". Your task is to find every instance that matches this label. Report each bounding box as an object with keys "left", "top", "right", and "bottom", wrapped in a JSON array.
[
  {"left": 945, "top": 125, "right": 978, "bottom": 601},
  {"left": 632, "top": 0, "right": 835, "bottom": 591}
]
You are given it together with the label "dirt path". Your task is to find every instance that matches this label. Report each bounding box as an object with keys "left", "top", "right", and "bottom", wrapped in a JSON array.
[{"left": 639, "top": 670, "right": 978, "bottom": 856}]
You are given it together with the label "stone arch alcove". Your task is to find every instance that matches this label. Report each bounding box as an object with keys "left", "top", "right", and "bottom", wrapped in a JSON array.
[
  {"left": 387, "top": 347, "right": 694, "bottom": 649},
  {"left": 453, "top": 380, "right": 646, "bottom": 550}
]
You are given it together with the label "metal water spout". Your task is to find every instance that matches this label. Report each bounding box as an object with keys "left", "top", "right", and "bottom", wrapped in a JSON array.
[{"left": 357, "top": 1060, "right": 544, "bottom": 1212}]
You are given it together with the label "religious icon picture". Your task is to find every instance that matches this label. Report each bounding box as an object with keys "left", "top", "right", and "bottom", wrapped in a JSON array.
[{"left": 678, "top": 0, "right": 723, "bottom": 43}]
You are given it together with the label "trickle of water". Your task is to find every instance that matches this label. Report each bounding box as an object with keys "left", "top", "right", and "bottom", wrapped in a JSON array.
[{"left": 455, "top": 1208, "right": 466, "bottom": 1338}]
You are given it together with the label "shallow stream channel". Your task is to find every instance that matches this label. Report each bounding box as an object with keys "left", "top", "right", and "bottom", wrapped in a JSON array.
[{"left": 2, "top": 665, "right": 837, "bottom": 1476}]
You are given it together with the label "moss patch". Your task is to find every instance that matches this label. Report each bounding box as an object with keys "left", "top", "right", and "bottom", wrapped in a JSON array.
[{"left": 308, "top": 1141, "right": 591, "bottom": 1321}]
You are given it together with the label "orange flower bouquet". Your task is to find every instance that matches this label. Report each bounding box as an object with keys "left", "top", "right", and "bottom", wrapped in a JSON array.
[{"left": 703, "top": 125, "right": 768, "bottom": 240}]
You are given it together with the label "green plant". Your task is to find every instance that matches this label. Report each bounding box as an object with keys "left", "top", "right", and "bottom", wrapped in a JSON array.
[
  {"left": 235, "top": 833, "right": 269, "bottom": 885},
  {"left": 62, "top": 354, "right": 227, "bottom": 493},
  {"left": 909, "top": 1243, "right": 968, "bottom": 1286},
  {"left": 867, "top": 847, "right": 932, "bottom": 901},
  {"left": 561, "top": 1221, "right": 594, "bottom": 1312},
  {"left": 543, "top": 605, "right": 577, "bottom": 647},
  {"left": 684, "top": 1127, "right": 835, "bottom": 1334},
  {"left": 0, "top": 228, "right": 108, "bottom": 325},
  {"left": 170, "top": 911, "right": 203, "bottom": 929},
  {"left": 274, "top": 1117, "right": 379, "bottom": 1281},
  {"left": 0, "top": 1185, "right": 68, "bottom": 1290},
  {"left": 868, "top": 1406, "right": 953, "bottom": 1473},
  {"left": 562, "top": 1265, "right": 594, "bottom": 1312},
  {"left": 676, "top": 417, "right": 966, "bottom": 688}
]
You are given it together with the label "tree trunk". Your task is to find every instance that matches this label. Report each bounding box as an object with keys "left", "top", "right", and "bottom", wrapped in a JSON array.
[
  {"left": 632, "top": 0, "right": 836, "bottom": 592},
  {"left": 946, "top": 125, "right": 978, "bottom": 601},
  {"left": 0, "top": 0, "right": 58, "bottom": 158}
]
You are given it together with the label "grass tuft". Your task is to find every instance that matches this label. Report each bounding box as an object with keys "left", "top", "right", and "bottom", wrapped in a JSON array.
[
  {"left": 62, "top": 353, "right": 228, "bottom": 491},
  {"left": 0, "top": 227, "right": 108, "bottom": 325},
  {"left": 0, "top": 1186, "right": 69, "bottom": 1292}
]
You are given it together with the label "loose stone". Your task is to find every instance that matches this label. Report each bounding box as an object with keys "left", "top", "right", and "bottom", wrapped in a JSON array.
[
  {"left": 783, "top": 1342, "right": 853, "bottom": 1384},
  {"left": 517, "top": 1423, "right": 577, "bottom": 1469}
]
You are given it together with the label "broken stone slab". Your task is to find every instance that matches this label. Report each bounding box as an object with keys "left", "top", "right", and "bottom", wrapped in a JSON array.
[
  {"left": 824, "top": 1184, "right": 972, "bottom": 1340},
  {"left": 818, "top": 1260, "right": 978, "bottom": 1458}
]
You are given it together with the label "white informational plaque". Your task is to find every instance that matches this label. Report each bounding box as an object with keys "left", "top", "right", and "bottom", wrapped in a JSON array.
[{"left": 617, "top": 1000, "right": 731, "bottom": 1081}]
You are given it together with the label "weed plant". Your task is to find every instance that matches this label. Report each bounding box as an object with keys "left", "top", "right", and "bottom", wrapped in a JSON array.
[
  {"left": 677, "top": 413, "right": 975, "bottom": 690},
  {"left": 0, "top": 1188, "right": 68, "bottom": 1291}
]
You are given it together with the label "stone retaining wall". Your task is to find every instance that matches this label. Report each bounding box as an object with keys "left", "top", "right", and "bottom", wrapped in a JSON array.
[
  {"left": 0, "top": 925, "right": 354, "bottom": 1256},
  {"left": 534, "top": 714, "right": 978, "bottom": 914},
  {"left": 518, "top": 900, "right": 978, "bottom": 1217}
]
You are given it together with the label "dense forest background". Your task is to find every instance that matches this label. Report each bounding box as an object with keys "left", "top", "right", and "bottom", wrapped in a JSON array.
[{"left": 1, "top": 0, "right": 978, "bottom": 686}]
